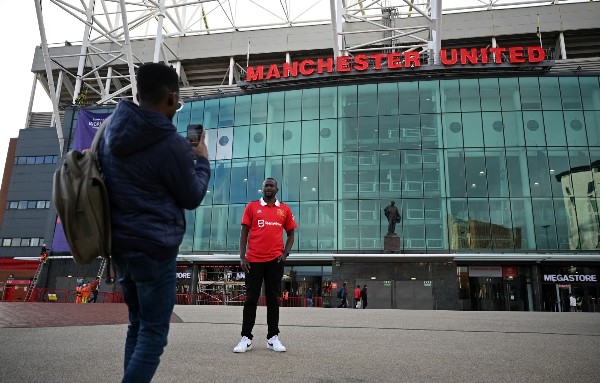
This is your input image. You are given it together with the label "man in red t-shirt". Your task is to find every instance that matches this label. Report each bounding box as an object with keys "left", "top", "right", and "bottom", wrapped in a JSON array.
[{"left": 233, "top": 178, "right": 296, "bottom": 353}]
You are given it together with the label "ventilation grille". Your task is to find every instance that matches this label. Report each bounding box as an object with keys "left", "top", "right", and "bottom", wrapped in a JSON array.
[{"left": 27, "top": 112, "right": 64, "bottom": 128}]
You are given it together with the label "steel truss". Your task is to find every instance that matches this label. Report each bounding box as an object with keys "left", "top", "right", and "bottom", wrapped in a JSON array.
[{"left": 34, "top": 0, "right": 591, "bottom": 151}]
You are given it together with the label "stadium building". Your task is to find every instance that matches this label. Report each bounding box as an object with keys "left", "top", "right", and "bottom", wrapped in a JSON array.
[{"left": 1, "top": 0, "right": 599, "bottom": 310}]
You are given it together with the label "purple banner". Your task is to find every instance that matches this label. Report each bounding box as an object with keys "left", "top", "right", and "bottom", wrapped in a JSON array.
[{"left": 52, "top": 108, "right": 111, "bottom": 253}]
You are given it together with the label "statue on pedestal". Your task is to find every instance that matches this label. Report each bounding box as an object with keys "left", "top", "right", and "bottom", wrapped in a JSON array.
[{"left": 384, "top": 201, "right": 401, "bottom": 235}]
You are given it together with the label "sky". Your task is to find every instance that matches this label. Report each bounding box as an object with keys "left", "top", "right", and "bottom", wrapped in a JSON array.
[{"left": 0, "top": 1, "right": 68, "bottom": 179}]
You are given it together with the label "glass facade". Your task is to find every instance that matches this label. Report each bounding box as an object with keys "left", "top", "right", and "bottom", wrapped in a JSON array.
[{"left": 172, "top": 76, "right": 600, "bottom": 254}]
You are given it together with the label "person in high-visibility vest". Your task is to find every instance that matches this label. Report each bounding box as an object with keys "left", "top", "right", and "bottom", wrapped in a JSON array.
[{"left": 81, "top": 283, "right": 91, "bottom": 304}]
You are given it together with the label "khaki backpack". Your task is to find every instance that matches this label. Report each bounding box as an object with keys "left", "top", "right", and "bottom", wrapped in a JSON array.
[{"left": 52, "top": 117, "right": 111, "bottom": 264}]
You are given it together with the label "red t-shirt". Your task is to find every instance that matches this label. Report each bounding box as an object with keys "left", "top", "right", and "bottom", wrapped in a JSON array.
[{"left": 241, "top": 198, "right": 297, "bottom": 262}]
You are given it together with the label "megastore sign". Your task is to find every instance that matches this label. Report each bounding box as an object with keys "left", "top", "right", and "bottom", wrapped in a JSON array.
[
  {"left": 543, "top": 274, "right": 597, "bottom": 283},
  {"left": 245, "top": 46, "right": 546, "bottom": 82}
]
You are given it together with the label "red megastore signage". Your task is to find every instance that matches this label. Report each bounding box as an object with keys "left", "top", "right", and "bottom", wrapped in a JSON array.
[{"left": 245, "top": 46, "right": 546, "bottom": 82}]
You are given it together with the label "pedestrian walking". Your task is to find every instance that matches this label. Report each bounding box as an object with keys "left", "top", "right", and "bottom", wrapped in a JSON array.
[
  {"left": 97, "top": 62, "right": 210, "bottom": 383},
  {"left": 569, "top": 293, "right": 577, "bottom": 312},
  {"left": 233, "top": 178, "right": 296, "bottom": 353},
  {"left": 337, "top": 282, "right": 348, "bottom": 308},
  {"left": 354, "top": 284, "right": 361, "bottom": 309},
  {"left": 306, "top": 287, "right": 313, "bottom": 307},
  {"left": 361, "top": 285, "right": 368, "bottom": 309}
]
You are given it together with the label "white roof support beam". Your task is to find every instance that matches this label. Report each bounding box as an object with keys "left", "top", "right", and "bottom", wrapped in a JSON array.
[
  {"left": 430, "top": 0, "right": 442, "bottom": 64},
  {"left": 34, "top": 0, "right": 64, "bottom": 153},
  {"left": 73, "top": 0, "right": 96, "bottom": 104},
  {"left": 119, "top": 0, "right": 138, "bottom": 104},
  {"left": 330, "top": 0, "right": 344, "bottom": 59},
  {"left": 153, "top": 0, "right": 167, "bottom": 63}
]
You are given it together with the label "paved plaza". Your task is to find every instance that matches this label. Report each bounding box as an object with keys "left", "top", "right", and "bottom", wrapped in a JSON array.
[{"left": 0, "top": 303, "right": 599, "bottom": 382}]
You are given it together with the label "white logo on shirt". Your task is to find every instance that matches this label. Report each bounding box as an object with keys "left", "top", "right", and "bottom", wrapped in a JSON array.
[
  {"left": 257, "top": 209, "right": 262, "bottom": 214},
  {"left": 257, "top": 219, "right": 282, "bottom": 228}
]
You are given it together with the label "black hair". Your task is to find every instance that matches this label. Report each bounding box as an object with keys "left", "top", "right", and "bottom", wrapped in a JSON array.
[
  {"left": 136, "top": 63, "right": 179, "bottom": 104},
  {"left": 264, "top": 177, "right": 278, "bottom": 187}
]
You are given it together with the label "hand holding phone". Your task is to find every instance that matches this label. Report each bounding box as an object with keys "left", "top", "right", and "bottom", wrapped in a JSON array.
[{"left": 187, "top": 124, "right": 208, "bottom": 159}]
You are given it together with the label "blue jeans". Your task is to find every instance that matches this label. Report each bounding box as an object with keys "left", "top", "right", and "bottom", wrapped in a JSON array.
[{"left": 113, "top": 252, "right": 176, "bottom": 383}]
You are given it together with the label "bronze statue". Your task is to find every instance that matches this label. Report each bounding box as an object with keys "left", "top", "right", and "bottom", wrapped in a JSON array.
[{"left": 384, "top": 201, "right": 401, "bottom": 235}]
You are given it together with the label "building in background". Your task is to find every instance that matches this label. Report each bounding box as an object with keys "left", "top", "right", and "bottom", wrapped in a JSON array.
[{"left": 1, "top": 0, "right": 599, "bottom": 310}]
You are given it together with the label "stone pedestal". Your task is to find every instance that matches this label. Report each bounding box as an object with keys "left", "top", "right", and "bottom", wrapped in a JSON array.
[{"left": 384, "top": 234, "right": 401, "bottom": 253}]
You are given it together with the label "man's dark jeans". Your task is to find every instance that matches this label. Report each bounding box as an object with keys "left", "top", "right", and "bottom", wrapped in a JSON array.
[
  {"left": 114, "top": 252, "right": 176, "bottom": 383},
  {"left": 241, "top": 258, "right": 284, "bottom": 340}
]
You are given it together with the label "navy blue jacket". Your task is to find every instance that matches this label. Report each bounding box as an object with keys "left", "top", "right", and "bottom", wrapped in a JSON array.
[{"left": 98, "top": 101, "right": 210, "bottom": 260}]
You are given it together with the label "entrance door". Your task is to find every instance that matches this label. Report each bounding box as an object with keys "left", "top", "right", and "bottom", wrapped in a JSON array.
[
  {"left": 505, "top": 283, "right": 523, "bottom": 311},
  {"left": 556, "top": 284, "right": 571, "bottom": 312}
]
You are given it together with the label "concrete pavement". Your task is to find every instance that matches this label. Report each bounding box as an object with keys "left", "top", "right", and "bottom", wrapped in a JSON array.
[{"left": 0, "top": 303, "right": 599, "bottom": 382}]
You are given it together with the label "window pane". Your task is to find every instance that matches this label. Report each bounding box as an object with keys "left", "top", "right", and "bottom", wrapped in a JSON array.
[
  {"left": 282, "top": 155, "right": 301, "bottom": 202},
  {"left": 462, "top": 112, "right": 483, "bottom": 147},
  {"left": 319, "top": 119, "right": 337, "bottom": 153},
  {"left": 482, "top": 111, "right": 504, "bottom": 147},
  {"left": 267, "top": 91, "right": 284, "bottom": 123},
  {"left": 442, "top": 113, "right": 463, "bottom": 148},
  {"left": 502, "top": 111, "right": 525, "bottom": 147},
  {"left": 398, "top": 81, "right": 419, "bottom": 114},
  {"left": 446, "top": 150, "right": 466, "bottom": 197},
  {"left": 209, "top": 206, "right": 228, "bottom": 250},
  {"left": 340, "top": 200, "right": 359, "bottom": 250},
  {"left": 2, "top": 239, "right": 10, "bottom": 246},
  {"left": 358, "top": 117, "right": 378, "bottom": 151},
  {"left": 298, "top": 202, "right": 318, "bottom": 251},
  {"left": 564, "top": 110, "right": 588, "bottom": 146},
  {"left": 302, "top": 88, "right": 319, "bottom": 120},
  {"left": 201, "top": 162, "right": 215, "bottom": 205},
  {"left": 505, "top": 149, "right": 530, "bottom": 197},
  {"left": 379, "top": 151, "right": 401, "bottom": 199},
  {"left": 320, "top": 87, "right": 337, "bottom": 119},
  {"left": 27, "top": 201, "right": 36, "bottom": 209},
  {"left": 30, "top": 238, "right": 40, "bottom": 247},
  {"left": 284, "top": 90, "right": 301, "bottom": 121},
  {"left": 338, "top": 85, "right": 357, "bottom": 117},
  {"left": 301, "top": 120, "right": 319, "bottom": 154},
  {"left": 249, "top": 124, "right": 266, "bottom": 157},
  {"left": 468, "top": 198, "right": 491, "bottom": 250},
  {"left": 266, "top": 123, "right": 284, "bottom": 156},
  {"left": 548, "top": 148, "right": 571, "bottom": 198},
  {"left": 232, "top": 125, "right": 250, "bottom": 158},
  {"left": 247, "top": 159, "right": 265, "bottom": 201},
  {"left": 440, "top": 79, "right": 460, "bottom": 113},
  {"left": 401, "top": 150, "right": 423, "bottom": 198},
  {"left": 340, "top": 153, "right": 358, "bottom": 199},
  {"left": 584, "top": 111, "right": 600, "bottom": 146},
  {"left": 579, "top": 77, "right": 600, "bottom": 110},
  {"left": 283, "top": 121, "right": 301, "bottom": 155},
  {"left": 539, "top": 77, "right": 562, "bottom": 110},
  {"left": 489, "top": 199, "right": 515, "bottom": 250},
  {"left": 499, "top": 78, "right": 520, "bottom": 111},
  {"left": 230, "top": 159, "right": 248, "bottom": 204},
  {"left": 425, "top": 199, "right": 445, "bottom": 250},
  {"left": 204, "top": 99, "right": 219, "bottom": 128},
  {"left": 574, "top": 198, "right": 598, "bottom": 250},
  {"left": 523, "top": 111, "right": 546, "bottom": 146},
  {"left": 459, "top": 79, "right": 480, "bottom": 112},
  {"left": 423, "top": 149, "right": 442, "bottom": 198},
  {"left": 216, "top": 127, "right": 233, "bottom": 160},
  {"left": 11, "top": 238, "right": 21, "bottom": 246},
  {"left": 485, "top": 149, "right": 509, "bottom": 197},
  {"left": 403, "top": 199, "right": 425, "bottom": 250},
  {"left": 265, "top": 157, "right": 283, "bottom": 190},
  {"left": 9, "top": 201, "right": 18, "bottom": 209},
  {"left": 519, "top": 77, "right": 541, "bottom": 110},
  {"left": 419, "top": 80, "right": 440, "bottom": 114},
  {"left": 251, "top": 93, "right": 268, "bottom": 124},
  {"left": 543, "top": 111, "right": 567, "bottom": 146},
  {"left": 339, "top": 118, "right": 358, "bottom": 152},
  {"left": 399, "top": 115, "right": 421, "bottom": 150},
  {"left": 318, "top": 201, "right": 337, "bottom": 250},
  {"left": 448, "top": 199, "right": 468, "bottom": 250},
  {"left": 510, "top": 198, "right": 535, "bottom": 250},
  {"left": 18, "top": 201, "right": 27, "bottom": 209},
  {"left": 479, "top": 78, "right": 501, "bottom": 111},
  {"left": 560, "top": 77, "right": 582, "bottom": 110},
  {"left": 219, "top": 97, "right": 234, "bottom": 127},
  {"left": 227, "top": 205, "right": 245, "bottom": 251},
  {"left": 44, "top": 155, "right": 55, "bottom": 164},
  {"left": 419, "top": 114, "right": 441, "bottom": 149},
  {"left": 234, "top": 96, "right": 251, "bottom": 126},
  {"left": 378, "top": 82, "right": 399, "bottom": 116},
  {"left": 318, "top": 154, "right": 337, "bottom": 200},
  {"left": 568, "top": 148, "right": 592, "bottom": 197},
  {"left": 26, "top": 157, "right": 35, "bottom": 165},
  {"left": 554, "top": 197, "right": 572, "bottom": 250},
  {"left": 527, "top": 150, "right": 551, "bottom": 197},
  {"left": 300, "top": 155, "right": 319, "bottom": 201},
  {"left": 212, "top": 161, "right": 231, "bottom": 204},
  {"left": 465, "top": 150, "right": 487, "bottom": 197},
  {"left": 21, "top": 238, "right": 30, "bottom": 247},
  {"left": 532, "top": 199, "right": 556, "bottom": 250},
  {"left": 358, "top": 84, "right": 377, "bottom": 116},
  {"left": 359, "top": 199, "right": 381, "bottom": 250},
  {"left": 359, "top": 152, "right": 379, "bottom": 199}
]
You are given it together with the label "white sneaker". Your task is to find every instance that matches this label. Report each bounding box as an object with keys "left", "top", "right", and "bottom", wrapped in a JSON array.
[
  {"left": 233, "top": 336, "right": 252, "bottom": 353},
  {"left": 267, "top": 335, "right": 286, "bottom": 352}
]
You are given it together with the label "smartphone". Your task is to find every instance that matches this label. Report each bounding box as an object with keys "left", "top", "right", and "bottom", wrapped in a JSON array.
[{"left": 187, "top": 124, "right": 203, "bottom": 147}]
